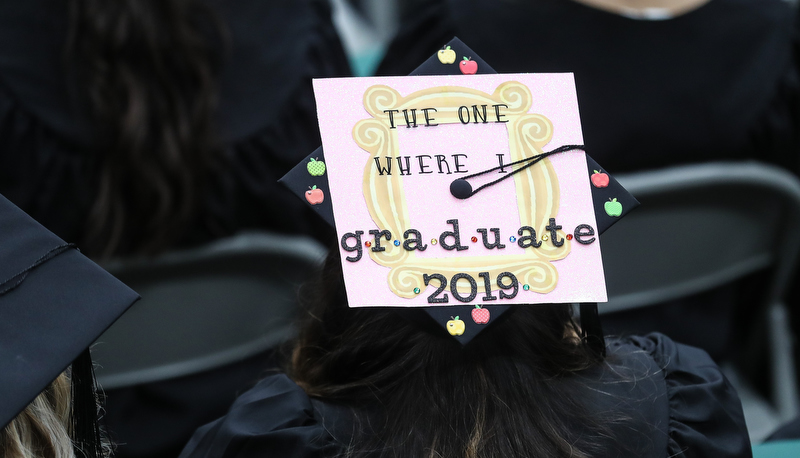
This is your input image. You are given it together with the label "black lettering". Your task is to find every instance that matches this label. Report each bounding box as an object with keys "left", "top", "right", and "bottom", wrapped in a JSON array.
[
  {"left": 545, "top": 218, "right": 564, "bottom": 247},
  {"left": 423, "top": 273, "right": 449, "bottom": 303},
  {"left": 341, "top": 231, "right": 364, "bottom": 262},
  {"left": 451, "top": 273, "right": 478, "bottom": 303},
  {"left": 435, "top": 155, "right": 452, "bottom": 174},
  {"left": 472, "top": 104, "right": 488, "bottom": 123},
  {"left": 396, "top": 156, "right": 411, "bottom": 175},
  {"left": 479, "top": 272, "right": 497, "bottom": 301},
  {"left": 458, "top": 106, "right": 470, "bottom": 124},
  {"left": 403, "top": 229, "right": 428, "bottom": 251},
  {"left": 402, "top": 108, "right": 418, "bottom": 128},
  {"left": 384, "top": 109, "right": 399, "bottom": 128},
  {"left": 421, "top": 108, "right": 438, "bottom": 126},
  {"left": 497, "top": 272, "right": 519, "bottom": 299},
  {"left": 492, "top": 104, "right": 508, "bottom": 123},
  {"left": 517, "top": 226, "right": 542, "bottom": 248},
  {"left": 440, "top": 219, "right": 468, "bottom": 251},
  {"left": 496, "top": 154, "right": 508, "bottom": 173},
  {"left": 368, "top": 229, "right": 392, "bottom": 252},
  {"left": 373, "top": 157, "right": 392, "bottom": 175},
  {"left": 453, "top": 154, "right": 468, "bottom": 173},
  {"left": 417, "top": 155, "right": 433, "bottom": 174},
  {"left": 574, "top": 224, "right": 596, "bottom": 245},
  {"left": 477, "top": 228, "right": 506, "bottom": 249}
]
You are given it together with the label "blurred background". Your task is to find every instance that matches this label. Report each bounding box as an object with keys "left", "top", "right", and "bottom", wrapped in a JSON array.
[{"left": 2, "top": 0, "right": 800, "bottom": 456}]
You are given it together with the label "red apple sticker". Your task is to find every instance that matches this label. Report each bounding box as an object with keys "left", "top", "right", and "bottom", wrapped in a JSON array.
[
  {"left": 472, "top": 305, "right": 490, "bottom": 324},
  {"left": 460, "top": 57, "right": 478, "bottom": 75},
  {"left": 590, "top": 170, "right": 609, "bottom": 188},
  {"left": 305, "top": 185, "right": 324, "bottom": 205}
]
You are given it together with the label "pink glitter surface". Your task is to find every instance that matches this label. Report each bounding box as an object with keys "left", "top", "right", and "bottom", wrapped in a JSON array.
[{"left": 313, "top": 74, "right": 607, "bottom": 307}]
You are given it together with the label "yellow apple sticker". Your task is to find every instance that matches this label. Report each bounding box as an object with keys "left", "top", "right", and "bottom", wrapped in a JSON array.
[
  {"left": 446, "top": 316, "right": 465, "bottom": 336},
  {"left": 437, "top": 45, "right": 456, "bottom": 64}
]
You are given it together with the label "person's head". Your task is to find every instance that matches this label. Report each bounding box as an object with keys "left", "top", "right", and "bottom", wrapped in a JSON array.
[
  {"left": 65, "top": 0, "right": 224, "bottom": 258},
  {"left": 0, "top": 195, "right": 139, "bottom": 458},
  {"left": 289, "top": 250, "right": 614, "bottom": 458},
  {"left": 0, "top": 374, "right": 73, "bottom": 458}
]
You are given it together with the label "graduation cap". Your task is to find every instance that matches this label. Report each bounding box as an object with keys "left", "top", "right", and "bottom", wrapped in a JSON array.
[
  {"left": 280, "top": 38, "right": 638, "bottom": 350},
  {"left": 0, "top": 194, "right": 139, "bottom": 456}
]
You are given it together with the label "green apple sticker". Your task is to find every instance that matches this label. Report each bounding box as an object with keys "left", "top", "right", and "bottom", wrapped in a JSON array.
[
  {"left": 604, "top": 198, "right": 623, "bottom": 217},
  {"left": 307, "top": 158, "right": 326, "bottom": 176}
]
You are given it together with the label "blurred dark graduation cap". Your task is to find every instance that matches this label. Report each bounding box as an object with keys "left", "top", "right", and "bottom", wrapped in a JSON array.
[
  {"left": 0, "top": 193, "right": 139, "bottom": 455},
  {"left": 280, "top": 38, "right": 638, "bottom": 348}
]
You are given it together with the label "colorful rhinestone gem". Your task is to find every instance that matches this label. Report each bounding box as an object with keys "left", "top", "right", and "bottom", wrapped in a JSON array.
[
  {"left": 471, "top": 236, "right": 478, "bottom": 243},
  {"left": 566, "top": 234, "right": 573, "bottom": 240},
  {"left": 413, "top": 287, "right": 420, "bottom": 294},
  {"left": 431, "top": 239, "right": 438, "bottom": 245},
  {"left": 523, "top": 284, "right": 530, "bottom": 291},
  {"left": 509, "top": 236, "right": 517, "bottom": 243},
  {"left": 394, "top": 240, "right": 400, "bottom": 246},
  {"left": 365, "top": 241, "right": 372, "bottom": 247}
]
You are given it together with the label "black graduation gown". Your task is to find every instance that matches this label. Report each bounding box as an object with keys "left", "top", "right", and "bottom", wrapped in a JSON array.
[
  {"left": 378, "top": 0, "right": 800, "bottom": 176},
  {"left": 179, "top": 334, "right": 752, "bottom": 458},
  {"left": 376, "top": 0, "right": 800, "bottom": 363},
  {"left": 0, "top": 1, "right": 350, "bottom": 456},
  {"left": 0, "top": 0, "right": 350, "bottom": 251}
]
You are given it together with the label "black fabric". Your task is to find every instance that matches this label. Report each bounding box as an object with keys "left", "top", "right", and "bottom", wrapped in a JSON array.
[
  {"left": 377, "top": 0, "right": 800, "bottom": 176},
  {"left": 579, "top": 303, "right": 605, "bottom": 358},
  {"left": 0, "top": 0, "right": 349, "bottom": 251},
  {"left": 71, "top": 348, "right": 103, "bottom": 458},
  {"left": 0, "top": 194, "right": 139, "bottom": 428},
  {"left": 377, "top": 0, "right": 800, "bottom": 363},
  {"left": 585, "top": 155, "right": 639, "bottom": 235},
  {"left": 102, "top": 350, "right": 281, "bottom": 458},
  {"left": 0, "top": 1, "right": 349, "bottom": 456},
  {"left": 179, "top": 375, "right": 341, "bottom": 458},
  {"left": 767, "top": 415, "right": 800, "bottom": 441},
  {"left": 178, "top": 333, "right": 751, "bottom": 458}
]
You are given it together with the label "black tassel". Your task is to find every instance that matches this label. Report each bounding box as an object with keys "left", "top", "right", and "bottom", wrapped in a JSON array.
[
  {"left": 579, "top": 303, "right": 606, "bottom": 359},
  {"left": 71, "top": 348, "right": 104, "bottom": 458}
]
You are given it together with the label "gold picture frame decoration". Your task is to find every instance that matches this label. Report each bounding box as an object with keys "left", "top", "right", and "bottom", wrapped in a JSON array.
[{"left": 352, "top": 81, "right": 571, "bottom": 298}]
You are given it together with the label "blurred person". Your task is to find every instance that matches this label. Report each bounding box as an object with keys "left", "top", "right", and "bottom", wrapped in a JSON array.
[
  {"left": 0, "top": 1, "right": 351, "bottom": 456},
  {"left": 0, "top": 194, "right": 140, "bottom": 458},
  {"left": 376, "top": 0, "right": 800, "bottom": 367},
  {"left": 0, "top": 0, "right": 350, "bottom": 260},
  {"left": 380, "top": 0, "right": 799, "bottom": 175}
]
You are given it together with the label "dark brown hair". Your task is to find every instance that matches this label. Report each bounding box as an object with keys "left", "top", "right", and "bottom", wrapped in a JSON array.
[
  {"left": 65, "top": 0, "right": 224, "bottom": 258},
  {"left": 290, "top": 251, "right": 619, "bottom": 458}
]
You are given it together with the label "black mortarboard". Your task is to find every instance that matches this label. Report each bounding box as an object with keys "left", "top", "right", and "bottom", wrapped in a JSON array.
[
  {"left": 0, "top": 193, "right": 139, "bottom": 455},
  {"left": 280, "top": 38, "right": 638, "bottom": 347}
]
